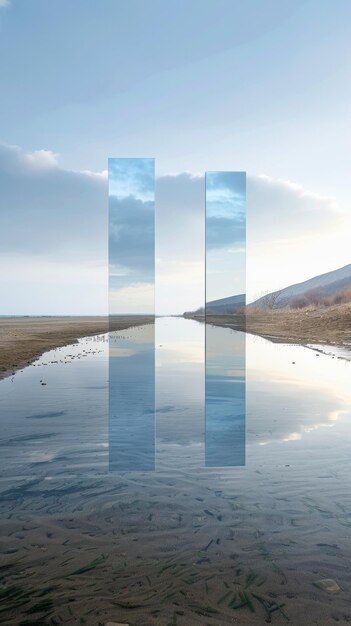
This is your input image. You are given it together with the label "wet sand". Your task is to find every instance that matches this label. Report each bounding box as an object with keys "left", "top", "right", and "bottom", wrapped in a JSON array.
[
  {"left": 2, "top": 459, "right": 351, "bottom": 625},
  {"left": 0, "top": 316, "right": 154, "bottom": 381}
]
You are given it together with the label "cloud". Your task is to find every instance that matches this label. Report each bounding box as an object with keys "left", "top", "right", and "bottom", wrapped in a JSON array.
[
  {"left": 246, "top": 175, "right": 346, "bottom": 301},
  {"left": 155, "top": 171, "right": 343, "bottom": 310},
  {"left": 247, "top": 174, "right": 341, "bottom": 244},
  {"left": 206, "top": 173, "right": 340, "bottom": 252},
  {"left": 156, "top": 171, "right": 340, "bottom": 256},
  {"left": 155, "top": 172, "right": 205, "bottom": 313},
  {"left": 155, "top": 172, "right": 204, "bottom": 258},
  {"left": 206, "top": 172, "right": 246, "bottom": 252},
  {"left": 108, "top": 158, "right": 155, "bottom": 313},
  {"left": 206, "top": 171, "right": 246, "bottom": 213},
  {"left": 0, "top": 143, "right": 344, "bottom": 314},
  {"left": 0, "top": 143, "right": 107, "bottom": 258},
  {"left": 0, "top": 0, "right": 10, "bottom": 7},
  {"left": 109, "top": 158, "right": 154, "bottom": 201},
  {"left": 25, "top": 149, "right": 59, "bottom": 168},
  {"left": 206, "top": 215, "right": 246, "bottom": 250},
  {"left": 0, "top": 142, "right": 107, "bottom": 314},
  {"left": 109, "top": 195, "right": 154, "bottom": 287}
]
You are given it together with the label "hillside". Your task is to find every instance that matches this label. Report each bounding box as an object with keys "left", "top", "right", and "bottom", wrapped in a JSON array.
[
  {"left": 183, "top": 264, "right": 351, "bottom": 346},
  {"left": 251, "top": 263, "right": 351, "bottom": 309},
  {"left": 203, "top": 302, "right": 351, "bottom": 348},
  {"left": 245, "top": 302, "right": 351, "bottom": 345},
  {"left": 206, "top": 293, "right": 245, "bottom": 313},
  {"left": 184, "top": 294, "right": 245, "bottom": 317}
]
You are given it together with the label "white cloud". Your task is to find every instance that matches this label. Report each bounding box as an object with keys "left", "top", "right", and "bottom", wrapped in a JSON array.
[
  {"left": 109, "top": 263, "right": 132, "bottom": 277},
  {"left": 247, "top": 174, "right": 341, "bottom": 244},
  {"left": 0, "top": 141, "right": 347, "bottom": 314},
  {"left": 82, "top": 168, "right": 108, "bottom": 180},
  {"left": 0, "top": 142, "right": 107, "bottom": 314},
  {"left": 0, "top": 142, "right": 107, "bottom": 257},
  {"left": 0, "top": 0, "right": 10, "bottom": 7},
  {"left": 25, "top": 149, "right": 59, "bottom": 169},
  {"left": 155, "top": 173, "right": 205, "bottom": 314},
  {"left": 246, "top": 175, "right": 349, "bottom": 302},
  {"left": 155, "top": 171, "right": 344, "bottom": 312}
]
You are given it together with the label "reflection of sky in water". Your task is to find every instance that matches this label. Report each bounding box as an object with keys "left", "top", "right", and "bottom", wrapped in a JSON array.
[
  {"left": 109, "top": 318, "right": 206, "bottom": 471},
  {"left": 156, "top": 317, "right": 204, "bottom": 468},
  {"left": 109, "top": 324, "right": 155, "bottom": 472},
  {"left": 0, "top": 320, "right": 350, "bottom": 482},
  {"left": 246, "top": 334, "right": 351, "bottom": 453},
  {"left": 0, "top": 335, "right": 109, "bottom": 479},
  {"left": 110, "top": 318, "right": 246, "bottom": 471},
  {"left": 206, "top": 325, "right": 245, "bottom": 467}
]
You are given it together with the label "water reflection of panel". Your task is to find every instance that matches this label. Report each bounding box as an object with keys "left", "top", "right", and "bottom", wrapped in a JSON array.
[
  {"left": 108, "top": 158, "right": 155, "bottom": 471},
  {"left": 205, "top": 326, "right": 245, "bottom": 466},
  {"left": 205, "top": 171, "right": 246, "bottom": 467},
  {"left": 109, "top": 325, "right": 155, "bottom": 471}
]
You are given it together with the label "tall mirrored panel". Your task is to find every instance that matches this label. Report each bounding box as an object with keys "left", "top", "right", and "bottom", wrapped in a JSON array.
[
  {"left": 108, "top": 158, "right": 155, "bottom": 471},
  {"left": 205, "top": 171, "right": 246, "bottom": 466}
]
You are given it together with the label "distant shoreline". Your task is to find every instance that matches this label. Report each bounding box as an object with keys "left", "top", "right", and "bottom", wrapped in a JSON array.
[
  {"left": 184, "top": 305, "right": 351, "bottom": 359},
  {"left": 0, "top": 315, "right": 154, "bottom": 381}
]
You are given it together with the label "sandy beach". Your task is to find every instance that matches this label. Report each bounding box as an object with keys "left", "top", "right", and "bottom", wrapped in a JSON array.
[
  {"left": 2, "top": 438, "right": 351, "bottom": 625},
  {"left": 0, "top": 316, "right": 154, "bottom": 381}
]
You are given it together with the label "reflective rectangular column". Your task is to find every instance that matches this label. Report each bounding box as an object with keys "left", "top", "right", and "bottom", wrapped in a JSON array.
[
  {"left": 108, "top": 158, "right": 155, "bottom": 471},
  {"left": 205, "top": 172, "right": 246, "bottom": 467}
]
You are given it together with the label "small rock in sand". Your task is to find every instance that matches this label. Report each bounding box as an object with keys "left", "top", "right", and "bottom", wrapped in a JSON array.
[{"left": 313, "top": 578, "right": 340, "bottom": 593}]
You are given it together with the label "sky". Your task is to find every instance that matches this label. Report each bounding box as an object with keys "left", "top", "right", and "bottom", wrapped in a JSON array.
[{"left": 0, "top": 0, "right": 350, "bottom": 314}]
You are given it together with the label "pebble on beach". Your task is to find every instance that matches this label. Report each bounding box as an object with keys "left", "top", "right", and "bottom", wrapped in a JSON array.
[{"left": 313, "top": 579, "right": 341, "bottom": 593}]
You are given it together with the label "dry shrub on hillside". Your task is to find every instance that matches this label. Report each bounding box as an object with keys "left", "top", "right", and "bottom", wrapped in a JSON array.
[{"left": 290, "top": 287, "right": 351, "bottom": 309}]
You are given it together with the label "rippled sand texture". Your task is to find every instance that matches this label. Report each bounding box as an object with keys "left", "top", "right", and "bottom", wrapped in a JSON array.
[{"left": 2, "top": 465, "right": 351, "bottom": 625}]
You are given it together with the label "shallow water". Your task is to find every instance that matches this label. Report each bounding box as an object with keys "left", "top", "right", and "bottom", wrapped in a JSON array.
[
  {"left": 206, "top": 324, "right": 245, "bottom": 467},
  {"left": 1, "top": 317, "right": 351, "bottom": 625}
]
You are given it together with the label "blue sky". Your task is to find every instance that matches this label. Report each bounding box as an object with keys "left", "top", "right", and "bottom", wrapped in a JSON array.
[
  {"left": 0, "top": 0, "right": 350, "bottom": 313},
  {"left": 1, "top": 0, "right": 350, "bottom": 196}
]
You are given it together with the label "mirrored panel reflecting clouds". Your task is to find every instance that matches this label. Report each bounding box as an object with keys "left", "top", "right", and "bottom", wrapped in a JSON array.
[
  {"left": 205, "top": 171, "right": 246, "bottom": 466},
  {"left": 108, "top": 158, "right": 155, "bottom": 315},
  {"left": 108, "top": 159, "right": 155, "bottom": 471}
]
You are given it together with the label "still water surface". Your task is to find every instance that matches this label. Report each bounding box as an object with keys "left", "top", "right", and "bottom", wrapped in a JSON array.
[{"left": 0, "top": 317, "right": 351, "bottom": 625}]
